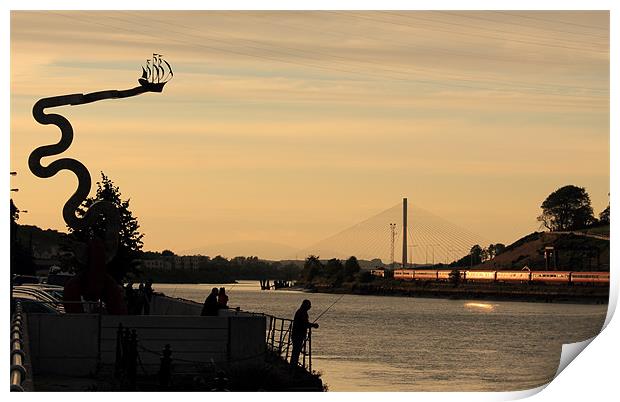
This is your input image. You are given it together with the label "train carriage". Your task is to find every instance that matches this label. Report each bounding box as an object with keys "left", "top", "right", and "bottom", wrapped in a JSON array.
[
  {"left": 437, "top": 270, "right": 466, "bottom": 281},
  {"left": 370, "top": 269, "right": 386, "bottom": 278},
  {"left": 530, "top": 271, "right": 571, "bottom": 284},
  {"left": 393, "top": 269, "right": 415, "bottom": 281},
  {"left": 496, "top": 271, "right": 531, "bottom": 283},
  {"left": 413, "top": 270, "right": 439, "bottom": 281},
  {"left": 464, "top": 270, "right": 497, "bottom": 282},
  {"left": 437, "top": 270, "right": 451, "bottom": 281},
  {"left": 570, "top": 271, "right": 610, "bottom": 285}
]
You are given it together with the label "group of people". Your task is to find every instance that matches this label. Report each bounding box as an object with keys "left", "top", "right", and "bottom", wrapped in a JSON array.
[
  {"left": 124, "top": 279, "right": 154, "bottom": 315},
  {"left": 199, "top": 286, "right": 318, "bottom": 368},
  {"left": 200, "top": 287, "right": 229, "bottom": 316}
]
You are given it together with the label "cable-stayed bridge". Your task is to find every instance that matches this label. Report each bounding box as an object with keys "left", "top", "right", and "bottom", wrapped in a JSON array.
[{"left": 294, "top": 199, "right": 489, "bottom": 266}]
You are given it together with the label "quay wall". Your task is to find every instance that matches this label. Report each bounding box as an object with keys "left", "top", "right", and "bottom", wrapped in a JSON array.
[
  {"left": 27, "top": 312, "right": 266, "bottom": 377},
  {"left": 150, "top": 294, "right": 202, "bottom": 315}
]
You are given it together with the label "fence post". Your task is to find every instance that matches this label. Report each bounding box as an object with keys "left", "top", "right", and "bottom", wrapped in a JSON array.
[
  {"left": 308, "top": 327, "right": 312, "bottom": 372},
  {"left": 278, "top": 319, "right": 284, "bottom": 356},
  {"left": 128, "top": 329, "right": 138, "bottom": 389},
  {"left": 114, "top": 323, "right": 123, "bottom": 378},
  {"left": 302, "top": 334, "right": 307, "bottom": 368},
  {"left": 97, "top": 301, "right": 102, "bottom": 366},
  {"left": 270, "top": 316, "right": 276, "bottom": 349},
  {"left": 284, "top": 322, "right": 292, "bottom": 362},
  {"left": 159, "top": 344, "right": 172, "bottom": 389}
]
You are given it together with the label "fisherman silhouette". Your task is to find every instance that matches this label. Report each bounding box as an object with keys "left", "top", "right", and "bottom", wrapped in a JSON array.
[
  {"left": 290, "top": 299, "right": 319, "bottom": 367},
  {"left": 63, "top": 237, "right": 127, "bottom": 314},
  {"left": 201, "top": 287, "right": 220, "bottom": 316}
]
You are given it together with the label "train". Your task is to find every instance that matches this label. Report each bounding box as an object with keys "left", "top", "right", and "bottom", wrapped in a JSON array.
[{"left": 392, "top": 269, "right": 609, "bottom": 285}]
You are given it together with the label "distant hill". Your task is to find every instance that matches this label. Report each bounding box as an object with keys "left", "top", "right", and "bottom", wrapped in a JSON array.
[
  {"left": 14, "top": 224, "right": 69, "bottom": 256},
  {"left": 478, "top": 230, "right": 609, "bottom": 271},
  {"left": 277, "top": 258, "right": 386, "bottom": 270},
  {"left": 181, "top": 240, "right": 300, "bottom": 261}
]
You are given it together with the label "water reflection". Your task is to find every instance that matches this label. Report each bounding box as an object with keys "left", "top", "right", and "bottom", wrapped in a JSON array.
[
  {"left": 464, "top": 302, "right": 496, "bottom": 311},
  {"left": 154, "top": 282, "right": 606, "bottom": 391}
]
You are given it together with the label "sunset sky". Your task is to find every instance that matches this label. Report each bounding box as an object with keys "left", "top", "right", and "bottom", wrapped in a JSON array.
[{"left": 10, "top": 10, "right": 609, "bottom": 260}]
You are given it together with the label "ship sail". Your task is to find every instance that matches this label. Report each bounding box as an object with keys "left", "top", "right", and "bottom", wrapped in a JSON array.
[
  {"left": 146, "top": 60, "right": 152, "bottom": 81},
  {"left": 162, "top": 58, "right": 174, "bottom": 81}
]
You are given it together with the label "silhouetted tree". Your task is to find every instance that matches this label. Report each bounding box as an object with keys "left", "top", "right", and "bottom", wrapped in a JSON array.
[
  {"left": 469, "top": 245, "right": 483, "bottom": 265},
  {"left": 449, "top": 268, "right": 461, "bottom": 287},
  {"left": 10, "top": 199, "right": 35, "bottom": 276},
  {"left": 302, "top": 255, "right": 322, "bottom": 282},
  {"left": 537, "top": 185, "right": 595, "bottom": 231},
  {"left": 325, "top": 258, "right": 345, "bottom": 286},
  {"left": 10, "top": 199, "right": 19, "bottom": 225},
  {"left": 484, "top": 243, "right": 506, "bottom": 261},
  {"left": 599, "top": 204, "right": 610, "bottom": 225},
  {"left": 161, "top": 249, "right": 175, "bottom": 257},
  {"left": 493, "top": 243, "right": 506, "bottom": 256},
  {"left": 70, "top": 172, "right": 144, "bottom": 282},
  {"left": 344, "top": 256, "right": 361, "bottom": 281},
  {"left": 357, "top": 270, "right": 374, "bottom": 283}
]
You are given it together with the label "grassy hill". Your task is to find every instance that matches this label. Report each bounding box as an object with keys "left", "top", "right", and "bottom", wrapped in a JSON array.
[{"left": 478, "top": 230, "right": 609, "bottom": 271}]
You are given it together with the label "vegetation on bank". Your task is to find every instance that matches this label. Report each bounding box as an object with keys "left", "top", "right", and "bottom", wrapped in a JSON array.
[
  {"left": 137, "top": 254, "right": 301, "bottom": 283},
  {"left": 311, "top": 278, "right": 609, "bottom": 304}
]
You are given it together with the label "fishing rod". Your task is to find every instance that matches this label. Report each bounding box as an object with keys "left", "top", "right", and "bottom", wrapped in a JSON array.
[
  {"left": 226, "top": 282, "right": 238, "bottom": 293},
  {"left": 313, "top": 293, "right": 345, "bottom": 323}
]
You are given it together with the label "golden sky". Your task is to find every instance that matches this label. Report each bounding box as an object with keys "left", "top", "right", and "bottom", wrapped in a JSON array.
[{"left": 10, "top": 11, "right": 609, "bottom": 259}]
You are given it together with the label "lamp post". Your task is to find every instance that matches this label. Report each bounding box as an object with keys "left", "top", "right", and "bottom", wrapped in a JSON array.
[{"left": 389, "top": 223, "right": 397, "bottom": 270}]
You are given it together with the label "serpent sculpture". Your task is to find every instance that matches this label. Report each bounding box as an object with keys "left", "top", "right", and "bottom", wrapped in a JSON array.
[{"left": 28, "top": 56, "right": 172, "bottom": 313}]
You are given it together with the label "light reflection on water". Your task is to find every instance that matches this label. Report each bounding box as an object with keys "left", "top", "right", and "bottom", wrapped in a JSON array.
[
  {"left": 154, "top": 281, "right": 606, "bottom": 391},
  {"left": 464, "top": 302, "right": 496, "bottom": 310}
]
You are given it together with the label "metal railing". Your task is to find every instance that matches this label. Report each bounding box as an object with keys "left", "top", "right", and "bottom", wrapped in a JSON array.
[
  {"left": 260, "top": 313, "right": 313, "bottom": 372},
  {"left": 10, "top": 301, "right": 28, "bottom": 391}
]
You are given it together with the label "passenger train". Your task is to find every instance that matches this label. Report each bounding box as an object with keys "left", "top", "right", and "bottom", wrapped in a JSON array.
[{"left": 392, "top": 269, "right": 609, "bottom": 285}]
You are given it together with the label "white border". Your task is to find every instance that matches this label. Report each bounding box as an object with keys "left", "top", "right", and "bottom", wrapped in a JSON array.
[{"left": 3, "top": 1, "right": 616, "bottom": 400}]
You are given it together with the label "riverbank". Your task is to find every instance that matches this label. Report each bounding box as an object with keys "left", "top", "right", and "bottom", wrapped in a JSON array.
[{"left": 298, "top": 280, "right": 609, "bottom": 304}]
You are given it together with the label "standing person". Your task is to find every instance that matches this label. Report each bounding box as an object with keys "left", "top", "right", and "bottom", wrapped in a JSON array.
[
  {"left": 290, "top": 299, "right": 319, "bottom": 367},
  {"left": 201, "top": 287, "right": 220, "bottom": 316},
  {"left": 124, "top": 280, "right": 135, "bottom": 314},
  {"left": 143, "top": 279, "right": 154, "bottom": 315},
  {"left": 217, "top": 287, "right": 229, "bottom": 308},
  {"left": 135, "top": 283, "right": 147, "bottom": 315}
]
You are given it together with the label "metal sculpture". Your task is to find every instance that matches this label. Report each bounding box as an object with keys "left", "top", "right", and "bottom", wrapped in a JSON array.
[{"left": 29, "top": 54, "right": 172, "bottom": 264}]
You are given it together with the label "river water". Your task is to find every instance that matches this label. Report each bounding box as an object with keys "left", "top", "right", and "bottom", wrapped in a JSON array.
[{"left": 154, "top": 281, "right": 607, "bottom": 392}]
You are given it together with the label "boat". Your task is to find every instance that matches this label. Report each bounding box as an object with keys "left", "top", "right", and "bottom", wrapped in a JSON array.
[{"left": 138, "top": 53, "right": 173, "bottom": 92}]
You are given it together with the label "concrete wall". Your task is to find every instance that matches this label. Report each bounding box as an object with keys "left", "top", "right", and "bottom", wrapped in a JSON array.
[
  {"left": 28, "top": 314, "right": 99, "bottom": 376},
  {"left": 27, "top": 313, "right": 266, "bottom": 377},
  {"left": 149, "top": 294, "right": 258, "bottom": 318},
  {"left": 150, "top": 294, "right": 202, "bottom": 315}
]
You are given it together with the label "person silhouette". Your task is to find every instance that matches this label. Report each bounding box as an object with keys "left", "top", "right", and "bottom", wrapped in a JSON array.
[
  {"left": 218, "top": 287, "right": 229, "bottom": 308},
  {"left": 290, "top": 299, "right": 319, "bottom": 367},
  {"left": 201, "top": 287, "right": 220, "bottom": 316}
]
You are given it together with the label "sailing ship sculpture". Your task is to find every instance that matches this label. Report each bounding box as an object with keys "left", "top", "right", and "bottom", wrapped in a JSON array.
[
  {"left": 139, "top": 54, "right": 174, "bottom": 92},
  {"left": 29, "top": 55, "right": 173, "bottom": 264}
]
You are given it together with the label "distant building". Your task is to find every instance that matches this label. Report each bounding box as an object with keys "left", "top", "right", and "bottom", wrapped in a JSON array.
[
  {"left": 140, "top": 258, "right": 173, "bottom": 271},
  {"left": 370, "top": 268, "right": 386, "bottom": 277},
  {"left": 173, "top": 255, "right": 205, "bottom": 271}
]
